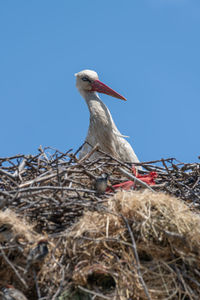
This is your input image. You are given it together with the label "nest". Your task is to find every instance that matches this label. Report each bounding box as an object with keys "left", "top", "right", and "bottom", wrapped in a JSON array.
[
  {"left": 0, "top": 146, "right": 199, "bottom": 299},
  {"left": 65, "top": 190, "right": 200, "bottom": 299}
]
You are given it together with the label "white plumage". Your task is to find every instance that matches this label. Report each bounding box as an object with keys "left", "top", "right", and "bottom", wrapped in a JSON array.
[{"left": 75, "top": 70, "right": 140, "bottom": 164}]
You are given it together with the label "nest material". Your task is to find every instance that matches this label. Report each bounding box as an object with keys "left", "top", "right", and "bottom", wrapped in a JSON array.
[
  {"left": 0, "top": 209, "right": 40, "bottom": 243},
  {"left": 0, "top": 209, "right": 48, "bottom": 299},
  {"left": 64, "top": 190, "right": 200, "bottom": 299},
  {"left": 0, "top": 146, "right": 199, "bottom": 299}
]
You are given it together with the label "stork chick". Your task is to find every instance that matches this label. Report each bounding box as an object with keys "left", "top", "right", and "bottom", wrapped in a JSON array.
[{"left": 75, "top": 70, "right": 140, "bottom": 165}]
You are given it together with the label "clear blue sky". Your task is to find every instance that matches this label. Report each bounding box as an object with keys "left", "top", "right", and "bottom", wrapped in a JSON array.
[{"left": 0, "top": 0, "right": 199, "bottom": 162}]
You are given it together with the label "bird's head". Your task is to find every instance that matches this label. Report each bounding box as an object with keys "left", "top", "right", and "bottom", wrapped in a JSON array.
[
  {"left": 37, "top": 239, "right": 48, "bottom": 245},
  {"left": 75, "top": 69, "right": 126, "bottom": 100}
]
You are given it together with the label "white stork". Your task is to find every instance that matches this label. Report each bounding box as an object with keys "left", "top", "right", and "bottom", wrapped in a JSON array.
[{"left": 75, "top": 69, "right": 140, "bottom": 164}]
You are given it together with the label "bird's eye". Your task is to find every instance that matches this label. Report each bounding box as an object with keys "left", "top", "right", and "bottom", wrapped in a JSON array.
[{"left": 82, "top": 77, "right": 90, "bottom": 82}]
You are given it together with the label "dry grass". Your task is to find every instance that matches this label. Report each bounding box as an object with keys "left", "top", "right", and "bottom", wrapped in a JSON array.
[
  {"left": 0, "top": 146, "right": 199, "bottom": 299},
  {"left": 62, "top": 190, "right": 200, "bottom": 299}
]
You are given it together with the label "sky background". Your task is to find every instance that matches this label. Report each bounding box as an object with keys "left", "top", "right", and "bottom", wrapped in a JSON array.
[{"left": 0, "top": 0, "right": 199, "bottom": 163}]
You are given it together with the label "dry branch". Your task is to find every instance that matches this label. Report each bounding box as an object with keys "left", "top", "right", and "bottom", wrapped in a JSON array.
[{"left": 0, "top": 146, "right": 199, "bottom": 299}]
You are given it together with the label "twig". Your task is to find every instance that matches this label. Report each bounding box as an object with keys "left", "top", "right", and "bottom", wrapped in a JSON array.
[
  {"left": 78, "top": 285, "right": 112, "bottom": 300},
  {"left": 10, "top": 186, "right": 97, "bottom": 194},
  {"left": 0, "top": 249, "right": 28, "bottom": 289},
  {"left": 174, "top": 265, "right": 194, "bottom": 300},
  {"left": 0, "top": 168, "right": 16, "bottom": 180},
  {"left": 33, "top": 268, "right": 41, "bottom": 299},
  {"left": 85, "top": 141, "right": 133, "bottom": 171},
  {"left": 51, "top": 265, "right": 65, "bottom": 300},
  {"left": 162, "top": 159, "right": 200, "bottom": 201},
  {"left": 118, "top": 167, "right": 155, "bottom": 192},
  {"left": 140, "top": 158, "right": 175, "bottom": 164},
  {"left": 0, "top": 154, "right": 25, "bottom": 161},
  {"left": 0, "top": 190, "right": 14, "bottom": 198},
  {"left": 120, "top": 214, "right": 151, "bottom": 300},
  {"left": 13, "top": 157, "right": 27, "bottom": 177},
  {"left": 78, "top": 143, "right": 100, "bottom": 163}
]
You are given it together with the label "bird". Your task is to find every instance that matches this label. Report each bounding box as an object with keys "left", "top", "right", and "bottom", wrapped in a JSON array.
[
  {"left": 0, "top": 224, "right": 13, "bottom": 243},
  {"left": 95, "top": 173, "right": 109, "bottom": 194},
  {"left": 1, "top": 286, "right": 28, "bottom": 300},
  {"left": 75, "top": 70, "right": 140, "bottom": 165},
  {"left": 24, "top": 239, "right": 48, "bottom": 273}
]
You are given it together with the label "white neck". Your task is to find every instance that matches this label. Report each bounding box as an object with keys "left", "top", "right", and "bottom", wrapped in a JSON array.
[
  {"left": 78, "top": 88, "right": 140, "bottom": 164},
  {"left": 79, "top": 89, "right": 119, "bottom": 133}
]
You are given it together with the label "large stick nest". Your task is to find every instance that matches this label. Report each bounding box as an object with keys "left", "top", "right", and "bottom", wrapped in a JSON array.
[{"left": 0, "top": 146, "right": 199, "bottom": 299}]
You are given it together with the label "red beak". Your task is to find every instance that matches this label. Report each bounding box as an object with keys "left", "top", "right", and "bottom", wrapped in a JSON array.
[{"left": 91, "top": 80, "right": 126, "bottom": 101}]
